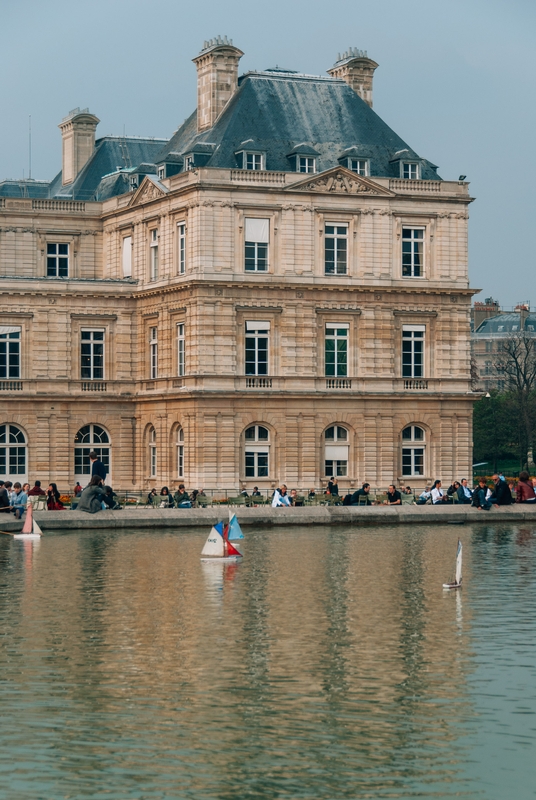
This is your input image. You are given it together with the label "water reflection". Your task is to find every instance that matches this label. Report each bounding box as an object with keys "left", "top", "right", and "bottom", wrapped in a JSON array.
[{"left": 0, "top": 525, "right": 534, "bottom": 799}]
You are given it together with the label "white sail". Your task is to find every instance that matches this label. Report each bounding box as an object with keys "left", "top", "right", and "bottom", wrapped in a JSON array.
[
  {"left": 201, "top": 524, "right": 224, "bottom": 557},
  {"left": 455, "top": 540, "right": 462, "bottom": 585},
  {"left": 33, "top": 518, "right": 43, "bottom": 535}
]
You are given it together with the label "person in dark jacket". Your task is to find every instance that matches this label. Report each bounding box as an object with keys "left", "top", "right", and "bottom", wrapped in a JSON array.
[
  {"left": 77, "top": 475, "right": 106, "bottom": 513},
  {"left": 327, "top": 477, "right": 339, "bottom": 495},
  {"left": 348, "top": 483, "right": 372, "bottom": 505},
  {"left": 89, "top": 451, "right": 107, "bottom": 482},
  {"left": 46, "top": 483, "right": 64, "bottom": 510},
  {"left": 489, "top": 474, "right": 513, "bottom": 506},
  {"left": 472, "top": 477, "right": 492, "bottom": 510},
  {"left": 0, "top": 481, "right": 11, "bottom": 513},
  {"left": 103, "top": 485, "right": 121, "bottom": 509},
  {"left": 28, "top": 480, "right": 46, "bottom": 497},
  {"left": 174, "top": 484, "right": 191, "bottom": 508},
  {"left": 159, "top": 487, "right": 174, "bottom": 508}
]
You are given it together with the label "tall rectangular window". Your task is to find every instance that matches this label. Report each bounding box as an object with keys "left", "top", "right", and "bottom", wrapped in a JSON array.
[
  {"left": 245, "top": 153, "right": 262, "bottom": 170},
  {"left": 325, "top": 224, "right": 348, "bottom": 275},
  {"left": 177, "top": 223, "right": 186, "bottom": 274},
  {"left": 81, "top": 330, "right": 104, "bottom": 380},
  {"left": 402, "top": 228, "right": 424, "bottom": 277},
  {"left": 0, "top": 327, "right": 21, "bottom": 379},
  {"left": 150, "top": 229, "right": 159, "bottom": 280},
  {"left": 349, "top": 159, "right": 368, "bottom": 175},
  {"left": 245, "top": 218, "right": 269, "bottom": 272},
  {"left": 150, "top": 327, "right": 158, "bottom": 379},
  {"left": 122, "top": 236, "right": 132, "bottom": 278},
  {"left": 245, "top": 321, "right": 269, "bottom": 376},
  {"left": 47, "top": 243, "right": 69, "bottom": 277},
  {"left": 402, "top": 326, "right": 425, "bottom": 378},
  {"left": 298, "top": 157, "right": 315, "bottom": 173},
  {"left": 403, "top": 163, "right": 419, "bottom": 179},
  {"left": 325, "top": 324, "right": 348, "bottom": 377},
  {"left": 177, "top": 323, "right": 185, "bottom": 376}
]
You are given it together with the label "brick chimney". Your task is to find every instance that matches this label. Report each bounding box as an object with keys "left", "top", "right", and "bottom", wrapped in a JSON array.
[
  {"left": 192, "top": 36, "right": 244, "bottom": 132},
  {"left": 59, "top": 108, "right": 100, "bottom": 186},
  {"left": 327, "top": 48, "right": 379, "bottom": 108}
]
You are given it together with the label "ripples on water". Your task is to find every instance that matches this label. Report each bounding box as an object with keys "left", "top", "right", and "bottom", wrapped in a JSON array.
[{"left": 0, "top": 524, "right": 534, "bottom": 799}]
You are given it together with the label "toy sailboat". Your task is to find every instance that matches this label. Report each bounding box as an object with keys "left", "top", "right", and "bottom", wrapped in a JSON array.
[
  {"left": 228, "top": 511, "right": 244, "bottom": 540},
  {"left": 13, "top": 503, "right": 42, "bottom": 539},
  {"left": 201, "top": 520, "right": 243, "bottom": 561},
  {"left": 443, "top": 539, "right": 462, "bottom": 589}
]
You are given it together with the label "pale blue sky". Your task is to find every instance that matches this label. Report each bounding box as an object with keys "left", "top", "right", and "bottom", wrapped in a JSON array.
[{"left": 1, "top": 0, "right": 535, "bottom": 306}]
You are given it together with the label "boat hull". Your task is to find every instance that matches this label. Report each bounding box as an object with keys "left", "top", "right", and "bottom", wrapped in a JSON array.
[{"left": 442, "top": 581, "right": 462, "bottom": 590}]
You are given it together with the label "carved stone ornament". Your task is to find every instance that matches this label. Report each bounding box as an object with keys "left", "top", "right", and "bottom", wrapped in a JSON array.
[
  {"left": 129, "top": 177, "right": 167, "bottom": 207},
  {"left": 289, "top": 167, "right": 394, "bottom": 197}
]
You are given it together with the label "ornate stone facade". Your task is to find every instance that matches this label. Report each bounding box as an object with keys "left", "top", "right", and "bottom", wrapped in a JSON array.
[{"left": 0, "top": 43, "right": 476, "bottom": 492}]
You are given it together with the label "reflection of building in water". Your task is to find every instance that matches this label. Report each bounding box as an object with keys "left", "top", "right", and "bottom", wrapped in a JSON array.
[
  {"left": 6, "top": 528, "right": 475, "bottom": 793},
  {"left": 0, "top": 37, "right": 475, "bottom": 492}
]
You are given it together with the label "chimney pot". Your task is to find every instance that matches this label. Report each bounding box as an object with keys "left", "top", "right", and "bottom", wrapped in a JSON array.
[
  {"left": 58, "top": 109, "right": 99, "bottom": 186},
  {"left": 193, "top": 38, "right": 244, "bottom": 132},
  {"left": 327, "top": 50, "right": 379, "bottom": 107}
]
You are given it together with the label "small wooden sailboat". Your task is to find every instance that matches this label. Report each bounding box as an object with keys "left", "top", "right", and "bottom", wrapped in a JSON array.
[
  {"left": 201, "top": 520, "right": 243, "bottom": 561},
  {"left": 228, "top": 511, "right": 244, "bottom": 540},
  {"left": 1, "top": 503, "right": 42, "bottom": 538},
  {"left": 443, "top": 539, "right": 462, "bottom": 589}
]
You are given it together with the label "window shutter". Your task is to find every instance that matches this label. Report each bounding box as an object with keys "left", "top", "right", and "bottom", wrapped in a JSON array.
[
  {"left": 0, "top": 326, "right": 21, "bottom": 335},
  {"left": 246, "top": 321, "right": 270, "bottom": 331},
  {"left": 325, "top": 445, "right": 349, "bottom": 460},
  {"left": 122, "top": 236, "right": 132, "bottom": 277}
]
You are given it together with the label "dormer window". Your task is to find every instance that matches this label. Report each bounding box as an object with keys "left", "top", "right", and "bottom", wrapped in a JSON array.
[
  {"left": 184, "top": 156, "right": 194, "bottom": 171},
  {"left": 158, "top": 167, "right": 165, "bottom": 180},
  {"left": 298, "top": 157, "right": 316, "bottom": 174},
  {"left": 403, "top": 162, "right": 419, "bottom": 179},
  {"left": 245, "top": 153, "right": 263, "bottom": 170},
  {"left": 130, "top": 176, "right": 138, "bottom": 191},
  {"left": 348, "top": 158, "right": 368, "bottom": 176}
]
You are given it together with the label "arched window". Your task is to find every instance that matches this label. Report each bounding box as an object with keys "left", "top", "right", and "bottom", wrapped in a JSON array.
[
  {"left": 324, "top": 426, "right": 348, "bottom": 477},
  {"left": 149, "top": 427, "right": 157, "bottom": 477},
  {"left": 177, "top": 428, "right": 184, "bottom": 478},
  {"left": 244, "top": 425, "right": 269, "bottom": 478},
  {"left": 0, "top": 424, "right": 27, "bottom": 482},
  {"left": 402, "top": 426, "right": 425, "bottom": 476},
  {"left": 74, "top": 424, "right": 110, "bottom": 480}
]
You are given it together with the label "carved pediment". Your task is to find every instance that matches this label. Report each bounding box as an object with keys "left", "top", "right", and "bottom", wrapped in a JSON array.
[
  {"left": 129, "top": 177, "right": 168, "bottom": 207},
  {"left": 288, "top": 167, "right": 394, "bottom": 197}
]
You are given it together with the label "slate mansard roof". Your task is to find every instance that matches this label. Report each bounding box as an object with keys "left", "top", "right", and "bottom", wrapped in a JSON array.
[
  {"left": 0, "top": 65, "right": 441, "bottom": 202},
  {"left": 475, "top": 314, "right": 536, "bottom": 335},
  {"left": 157, "top": 70, "right": 441, "bottom": 180},
  {"left": 0, "top": 136, "right": 166, "bottom": 202}
]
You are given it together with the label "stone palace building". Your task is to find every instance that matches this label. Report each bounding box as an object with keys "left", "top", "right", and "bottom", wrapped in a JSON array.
[{"left": 0, "top": 37, "right": 475, "bottom": 491}]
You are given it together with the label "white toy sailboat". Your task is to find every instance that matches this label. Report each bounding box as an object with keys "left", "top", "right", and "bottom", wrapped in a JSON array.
[
  {"left": 13, "top": 503, "right": 42, "bottom": 539},
  {"left": 443, "top": 539, "right": 462, "bottom": 589},
  {"left": 201, "top": 520, "right": 243, "bottom": 561},
  {"left": 228, "top": 511, "right": 244, "bottom": 540}
]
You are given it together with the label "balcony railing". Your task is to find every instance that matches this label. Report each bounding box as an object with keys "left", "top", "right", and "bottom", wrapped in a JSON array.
[
  {"left": 326, "top": 379, "right": 352, "bottom": 389},
  {"left": 81, "top": 381, "right": 107, "bottom": 392},
  {"left": 245, "top": 377, "right": 273, "bottom": 388},
  {"left": 390, "top": 179, "right": 442, "bottom": 193},
  {"left": 32, "top": 199, "right": 86, "bottom": 212},
  {"left": 230, "top": 170, "right": 287, "bottom": 185},
  {"left": 0, "top": 381, "right": 23, "bottom": 391},
  {"left": 404, "top": 379, "right": 429, "bottom": 390}
]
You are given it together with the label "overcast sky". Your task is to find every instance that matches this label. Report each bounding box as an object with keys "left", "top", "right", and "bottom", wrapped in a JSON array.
[{"left": 1, "top": 0, "right": 535, "bottom": 307}]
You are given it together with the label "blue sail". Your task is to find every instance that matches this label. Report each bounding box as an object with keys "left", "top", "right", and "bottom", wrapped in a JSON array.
[
  {"left": 214, "top": 521, "right": 224, "bottom": 537},
  {"left": 228, "top": 513, "right": 244, "bottom": 540}
]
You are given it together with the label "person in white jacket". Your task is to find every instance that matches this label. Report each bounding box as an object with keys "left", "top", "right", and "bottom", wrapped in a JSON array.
[
  {"left": 272, "top": 484, "right": 291, "bottom": 507},
  {"left": 431, "top": 479, "right": 448, "bottom": 504}
]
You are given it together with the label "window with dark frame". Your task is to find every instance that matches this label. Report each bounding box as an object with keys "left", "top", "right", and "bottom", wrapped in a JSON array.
[
  {"left": 245, "top": 322, "right": 269, "bottom": 376},
  {"left": 244, "top": 425, "right": 269, "bottom": 478},
  {"left": 325, "top": 324, "right": 348, "bottom": 377},
  {"left": 47, "top": 243, "right": 69, "bottom": 277},
  {"left": 0, "top": 329, "right": 20, "bottom": 379},
  {"left": 402, "top": 425, "right": 425, "bottom": 476},
  {"left": 81, "top": 330, "right": 104, "bottom": 380}
]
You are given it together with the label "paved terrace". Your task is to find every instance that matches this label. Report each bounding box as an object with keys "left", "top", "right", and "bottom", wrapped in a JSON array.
[{"left": 2, "top": 504, "right": 536, "bottom": 533}]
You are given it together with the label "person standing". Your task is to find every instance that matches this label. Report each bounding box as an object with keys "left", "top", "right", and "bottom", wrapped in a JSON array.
[
  {"left": 327, "top": 477, "right": 339, "bottom": 495},
  {"left": 89, "top": 451, "right": 107, "bottom": 483}
]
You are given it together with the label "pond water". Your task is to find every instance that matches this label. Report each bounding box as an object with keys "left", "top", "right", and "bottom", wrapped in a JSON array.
[{"left": 0, "top": 524, "right": 535, "bottom": 799}]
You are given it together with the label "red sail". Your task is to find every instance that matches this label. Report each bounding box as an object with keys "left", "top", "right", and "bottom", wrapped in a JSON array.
[
  {"left": 223, "top": 523, "right": 229, "bottom": 540},
  {"left": 226, "top": 540, "right": 242, "bottom": 557}
]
